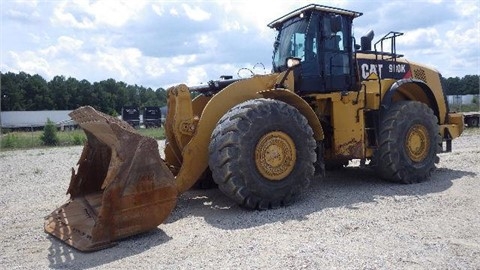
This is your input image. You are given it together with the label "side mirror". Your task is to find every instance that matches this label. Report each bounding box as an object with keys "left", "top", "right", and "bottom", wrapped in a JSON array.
[{"left": 286, "top": 57, "right": 301, "bottom": 68}]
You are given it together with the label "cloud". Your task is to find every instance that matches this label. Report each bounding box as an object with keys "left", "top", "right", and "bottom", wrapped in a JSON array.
[
  {"left": 97, "top": 47, "right": 142, "bottom": 78},
  {"left": 51, "top": 1, "right": 95, "bottom": 29},
  {"left": 186, "top": 66, "right": 208, "bottom": 85},
  {"left": 5, "top": 8, "right": 41, "bottom": 23},
  {"left": 50, "top": 0, "right": 148, "bottom": 29},
  {"left": 397, "top": 28, "right": 442, "bottom": 50},
  {"left": 182, "top": 3, "right": 211, "bottom": 21},
  {"left": 5, "top": 51, "right": 51, "bottom": 77},
  {"left": 41, "top": 36, "right": 84, "bottom": 56}
]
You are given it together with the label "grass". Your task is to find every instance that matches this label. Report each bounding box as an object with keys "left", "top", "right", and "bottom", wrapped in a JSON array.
[
  {"left": 1, "top": 132, "right": 43, "bottom": 149},
  {"left": 138, "top": 127, "right": 165, "bottom": 140},
  {"left": 0, "top": 127, "right": 165, "bottom": 151}
]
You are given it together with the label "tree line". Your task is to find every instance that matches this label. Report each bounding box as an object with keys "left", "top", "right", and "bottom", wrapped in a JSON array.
[
  {"left": 0, "top": 72, "right": 167, "bottom": 115},
  {"left": 1, "top": 72, "right": 478, "bottom": 114},
  {"left": 441, "top": 75, "right": 479, "bottom": 96}
]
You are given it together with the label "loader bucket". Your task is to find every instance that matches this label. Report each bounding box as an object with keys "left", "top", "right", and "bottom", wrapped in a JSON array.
[{"left": 44, "top": 106, "right": 178, "bottom": 252}]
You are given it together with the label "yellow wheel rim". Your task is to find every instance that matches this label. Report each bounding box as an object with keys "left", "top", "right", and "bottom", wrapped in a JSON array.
[
  {"left": 255, "top": 131, "right": 296, "bottom": 181},
  {"left": 405, "top": 124, "right": 430, "bottom": 162}
]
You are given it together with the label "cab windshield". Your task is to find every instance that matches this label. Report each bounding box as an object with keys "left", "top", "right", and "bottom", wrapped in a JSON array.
[{"left": 272, "top": 17, "right": 310, "bottom": 72}]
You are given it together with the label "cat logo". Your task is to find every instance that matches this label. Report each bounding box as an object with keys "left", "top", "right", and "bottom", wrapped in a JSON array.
[{"left": 361, "top": 63, "right": 383, "bottom": 79}]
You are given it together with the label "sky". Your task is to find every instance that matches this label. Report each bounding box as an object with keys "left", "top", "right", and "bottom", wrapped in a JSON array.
[{"left": 1, "top": 0, "right": 479, "bottom": 89}]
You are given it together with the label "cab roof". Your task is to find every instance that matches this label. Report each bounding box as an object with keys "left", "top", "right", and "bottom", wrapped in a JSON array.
[{"left": 268, "top": 4, "right": 363, "bottom": 29}]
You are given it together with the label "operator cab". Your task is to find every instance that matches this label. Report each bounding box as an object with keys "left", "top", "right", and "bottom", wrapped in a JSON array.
[{"left": 268, "top": 4, "right": 362, "bottom": 93}]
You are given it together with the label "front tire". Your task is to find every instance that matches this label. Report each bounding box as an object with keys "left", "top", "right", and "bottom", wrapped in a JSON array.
[
  {"left": 208, "top": 99, "right": 317, "bottom": 209},
  {"left": 376, "top": 101, "right": 440, "bottom": 183}
]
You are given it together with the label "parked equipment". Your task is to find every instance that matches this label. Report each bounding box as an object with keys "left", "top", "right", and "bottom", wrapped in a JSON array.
[
  {"left": 143, "top": 106, "right": 162, "bottom": 128},
  {"left": 464, "top": 112, "right": 479, "bottom": 128},
  {"left": 121, "top": 106, "right": 140, "bottom": 127},
  {"left": 45, "top": 4, "right": 464, "bottom": 251}
]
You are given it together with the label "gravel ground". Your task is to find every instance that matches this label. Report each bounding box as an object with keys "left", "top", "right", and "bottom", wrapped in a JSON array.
[{"left": 1, "top": 128, "right": 479, "bottom": 269}]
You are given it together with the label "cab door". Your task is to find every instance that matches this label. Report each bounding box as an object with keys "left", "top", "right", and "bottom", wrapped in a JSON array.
[{"left": 320, "top": 14, "right": 356, "bottom": 92}]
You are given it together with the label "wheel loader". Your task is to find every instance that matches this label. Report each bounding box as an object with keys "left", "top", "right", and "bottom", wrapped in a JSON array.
[{"left": 44, "top": 4, "right": 464, "bottom": 251}]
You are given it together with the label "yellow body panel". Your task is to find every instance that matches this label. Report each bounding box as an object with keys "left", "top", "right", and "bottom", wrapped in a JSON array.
[
  {"left": 330, "top": 93, "right": 366, "bottom": 159},
  {"left": 363, "top": 79, "right": 396, "bottom": 110},
  {"left": 409, "top": 62, "right": 448, "bottom": 123},
  {"left": 441, "top": 113, "right": 464, "bottom": 139},
  {"left": 305, "top": 92, "right": 366, "bottom": 159}
]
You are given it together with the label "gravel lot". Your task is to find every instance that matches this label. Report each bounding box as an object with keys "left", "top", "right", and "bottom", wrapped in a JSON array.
[{"left": 1, "top": 128, "right": 479, "bottom": 269}]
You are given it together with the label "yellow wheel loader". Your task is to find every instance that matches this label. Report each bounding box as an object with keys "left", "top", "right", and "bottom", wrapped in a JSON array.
[{"left": 45, "top": 4, "right": 464, "bottom": 251}]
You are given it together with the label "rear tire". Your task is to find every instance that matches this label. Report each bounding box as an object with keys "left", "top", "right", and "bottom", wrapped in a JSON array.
[
  {"left": 376, "top": 101, "right": 440, "bottom": 183},
  {"left": 208, "top": 99, "right": 316, "bottom": 209}
]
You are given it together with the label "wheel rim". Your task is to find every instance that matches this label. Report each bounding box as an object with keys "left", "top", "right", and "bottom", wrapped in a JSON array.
[
  {"left": 255, "top": 131, "right": 297, "bottom": 181},
  {"left": 472, "top": 118, "right": 479, "bottom": 127},
  {"left": 405, "top": 124, "right": 430, "bottom": 162}
]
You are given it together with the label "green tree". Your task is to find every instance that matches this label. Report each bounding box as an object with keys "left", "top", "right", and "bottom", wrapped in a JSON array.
[
  {"left": 461, "top": 75, "right": 479, "bottom": 95},
  {"left": 1, "top": 71, "right": 171, "bottom": 112},
  {"left": 155, "top": 88, "right": 167, "bottom": 107},
  {"left": 24, "top": 74, "right": 53, "bottom": 110},
  {"left": 78, "top": 79, "right": 94, "bottom": 107},
  {"left": 125, "top": 84, "right": 141, "bottom": 107},
  {"left": 65, "top": 77, "right": 81, "bottom": 108},
  {"left": 1, "top": 72, "right": 27, "bottom": 110},
  {"left": 49, "top": 75, "right": 69, "bottom": 109},
  {"left": 139, "top": 87, "right": 158, "bottom": 107},
  {"left": 40, "top": 118, "right": 59, "bottom": 146},
  {"left": 444, "top": 76, "right": 462, "bottom": 95},
  {"left": 1, "top": 72, "right": 20, "bottom": 110},
  {"left": 115, "top": 81, "right": 129, "bottom": 113}
]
